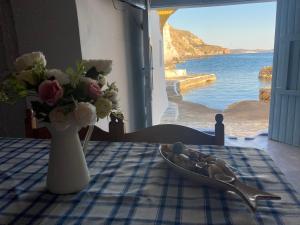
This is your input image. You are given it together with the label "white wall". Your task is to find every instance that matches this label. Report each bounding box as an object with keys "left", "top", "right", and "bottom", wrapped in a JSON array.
[
  {"left": 11, "top": 0, "right": 82, "bottom": 69},
  {"left": 75, "top": 0, "right": 144, "bottom": 131},
  {"left": 150, "top": 10, "right": 168, "bottom": 124}
]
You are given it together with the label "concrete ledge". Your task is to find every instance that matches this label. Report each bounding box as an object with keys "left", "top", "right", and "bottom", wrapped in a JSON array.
[
  {"left": 166, "top": 73, "right": 216, "bottom": 100},
  {"left": 177, "top": 74, "right": 216, "bottom": 93}
]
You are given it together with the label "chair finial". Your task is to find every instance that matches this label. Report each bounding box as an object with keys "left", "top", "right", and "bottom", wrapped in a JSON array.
[
  {"left": 215, "top": 114, "right": 223, "bottom": 124},
  {"left": 215, "top": 114, "right": 224, "bottom": 146}
]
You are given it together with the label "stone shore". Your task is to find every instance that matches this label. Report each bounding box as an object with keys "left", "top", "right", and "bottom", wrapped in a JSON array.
[
  {"left": 162, "top": 74, "right": 270, "bottom": 137},
  {"left": 161, "top": 99, "right": 270, "bottom": 137}
]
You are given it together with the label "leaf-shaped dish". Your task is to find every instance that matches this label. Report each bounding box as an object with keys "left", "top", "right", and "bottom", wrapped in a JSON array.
[{"left": 159, "top": 144, "right": 281, "bottom": 211}]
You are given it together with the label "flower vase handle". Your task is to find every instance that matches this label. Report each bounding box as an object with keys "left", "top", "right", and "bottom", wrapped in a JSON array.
[{"left": 82, "top": 125, "right": 94, "bottom": 155}]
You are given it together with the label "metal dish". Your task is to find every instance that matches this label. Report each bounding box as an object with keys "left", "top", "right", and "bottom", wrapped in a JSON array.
[{"left": 159, "top": 144, "right": 281, "bottom": 211}]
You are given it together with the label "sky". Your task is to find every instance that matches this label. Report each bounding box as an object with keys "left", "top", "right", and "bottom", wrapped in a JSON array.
[{"left": 167, "top": 2, "right": 277, "bottom": 50}]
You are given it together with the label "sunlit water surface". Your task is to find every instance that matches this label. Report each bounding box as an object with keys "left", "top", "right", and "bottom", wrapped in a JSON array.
[{"left": 177, "top": 53, "right": 273, "bottom": 110}]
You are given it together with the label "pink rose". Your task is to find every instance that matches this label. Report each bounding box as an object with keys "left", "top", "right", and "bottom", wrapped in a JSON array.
[
  {"left": 88, "top": 80, "right": 101, "bottom": 99},
  {"left": 38, "top": 80, "right": 64, "bottom": 106}
]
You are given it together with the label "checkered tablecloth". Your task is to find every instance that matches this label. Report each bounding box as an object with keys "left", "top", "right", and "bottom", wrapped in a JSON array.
[{"left": 0, "top": 138, "right": 300, "bottom": 225}]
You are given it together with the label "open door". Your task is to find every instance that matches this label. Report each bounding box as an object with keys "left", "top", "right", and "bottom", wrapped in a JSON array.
[{"left": 269, "top": 0, "right": 300, "bottom": 146}]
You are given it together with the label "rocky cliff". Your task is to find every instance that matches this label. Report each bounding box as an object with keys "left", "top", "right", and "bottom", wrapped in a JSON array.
[{"left": 163, "top": 23, "right": 230, "bottom": 66}]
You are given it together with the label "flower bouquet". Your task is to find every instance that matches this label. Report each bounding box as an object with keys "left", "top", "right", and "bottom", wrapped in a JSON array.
[{"left": 0, "top": 52, "right": 122, "bottom": 194}]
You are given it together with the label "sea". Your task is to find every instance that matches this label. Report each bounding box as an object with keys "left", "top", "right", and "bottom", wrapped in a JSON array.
[{"left": 176, "top": 53, "right": 273, "bottom": 111}]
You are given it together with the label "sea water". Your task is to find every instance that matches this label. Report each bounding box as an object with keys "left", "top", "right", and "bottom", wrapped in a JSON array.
[{"left": 177, "top": 53, "right": 273, "bottom": 111}]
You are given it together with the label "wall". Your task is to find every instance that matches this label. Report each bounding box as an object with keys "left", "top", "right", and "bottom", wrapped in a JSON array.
[
  {"left": 75, "top": 0, "right": 144, "bottom": 131},
  {"left": 10, "top": 0, "right": 82, "bottom": 69},
  {"left": 0, "top": 29, "right": 6, "bottom": 74},
  {"left": 0, "top": 0, "right": 25, "bottom": 137},
  {"left": 149, "top": 10, "right": 168, "bottom": 124}
]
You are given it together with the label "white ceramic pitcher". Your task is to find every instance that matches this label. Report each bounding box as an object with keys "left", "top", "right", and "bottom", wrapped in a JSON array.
[{"left": 46, "top": 123, "right": 94, "bottom": 194}]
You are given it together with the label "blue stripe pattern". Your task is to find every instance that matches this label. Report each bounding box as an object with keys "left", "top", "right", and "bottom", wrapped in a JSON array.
[{"left": 0, "top": 138, "right": 300, "bottom": 225}]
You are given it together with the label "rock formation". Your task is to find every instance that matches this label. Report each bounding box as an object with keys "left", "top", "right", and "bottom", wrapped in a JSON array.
[
  {"left": 259, "top": 66, "right": 272, "bottom": 80},
  {"left": 259, "top": 88, "right": 271, "bottom": 102},
  {"left": 163, "top": 23, "right": 230, "bottom": 66},
  {"left": 258, "top": 66, "right": 272, "bottom": 102}
]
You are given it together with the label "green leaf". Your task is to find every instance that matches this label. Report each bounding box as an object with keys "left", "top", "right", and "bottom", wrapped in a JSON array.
[
  {"left": 66, "top": 64, "right": 85, "bottom": 88},
  {"left": 76, "top": 61, "right": 86, "bottom": 76},
  {"left": 0, "top": 77, "right": 28, "bottom": 103},
  {"left": 31, "top": 61, "right": 46, "bottom": 85}
]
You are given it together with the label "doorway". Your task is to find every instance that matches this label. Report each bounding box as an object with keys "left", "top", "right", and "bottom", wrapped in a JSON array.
[{"left": 157, "top": 2, "right": 276, "bottom": 137}]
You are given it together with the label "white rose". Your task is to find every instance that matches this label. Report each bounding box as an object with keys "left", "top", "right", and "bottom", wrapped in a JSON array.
[
  {"left": 49, "top": 107, "right": 73, "bottom": 131},
  {"left": 15, "top": 52, "right": 46, "bottom": 72},
  {"left": 83, "top": 59, "right": 112, "bottom": 75},
  {"left": 74, "top": 102, "right": 97, "bottom": 127},
  {"left": 46, "top": 69, "right": 70, "bottom": 85},
  {"left": 95, "top": 97, "right": 112, "bottom": 119}
]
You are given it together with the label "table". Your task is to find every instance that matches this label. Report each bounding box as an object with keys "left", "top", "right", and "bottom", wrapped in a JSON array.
[{"left": 0, "top": 138, "right": 300, "bottom": 225}]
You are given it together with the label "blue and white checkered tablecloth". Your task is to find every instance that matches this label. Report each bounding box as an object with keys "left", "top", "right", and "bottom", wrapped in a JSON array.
[{"left": 0, "top": 138, "right": 300, "bottom": 225}]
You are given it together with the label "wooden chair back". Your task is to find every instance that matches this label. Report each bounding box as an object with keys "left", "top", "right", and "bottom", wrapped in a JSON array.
[{"left": 25, "top": 110, "right": 224, "bottom": 145}]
